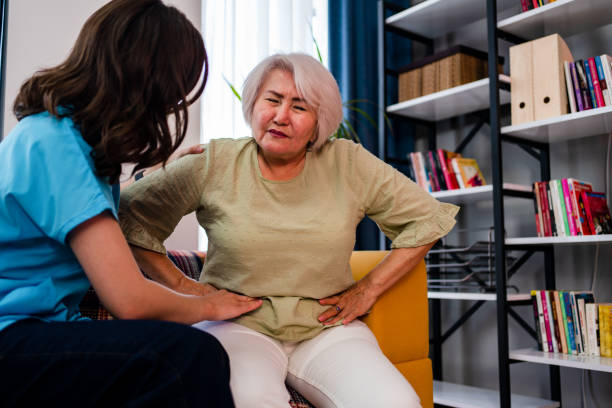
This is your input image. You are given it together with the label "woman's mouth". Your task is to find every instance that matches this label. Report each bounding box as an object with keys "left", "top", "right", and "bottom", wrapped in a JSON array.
[{"left": 268, "top": 129, "right": 288, "bottom": 138}]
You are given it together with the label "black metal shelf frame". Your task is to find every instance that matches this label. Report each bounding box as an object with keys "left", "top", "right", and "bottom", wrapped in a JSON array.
[{"left": 377, "top": 1, "right": 561, "bottom": 406}]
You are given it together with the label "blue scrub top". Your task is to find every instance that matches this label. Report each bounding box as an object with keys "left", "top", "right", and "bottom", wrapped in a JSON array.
[{"left": 0, "top": 111, "right": 119, "bottom": 332}]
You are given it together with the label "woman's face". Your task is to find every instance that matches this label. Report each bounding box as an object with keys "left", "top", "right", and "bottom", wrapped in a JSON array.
[{"left": 251, "top": 69, "right": 317, "bottom": 162}]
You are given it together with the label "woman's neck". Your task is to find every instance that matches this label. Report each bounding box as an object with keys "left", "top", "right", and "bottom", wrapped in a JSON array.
[{"left": 257, "top": 149, "right": 307, "bottom": 181}]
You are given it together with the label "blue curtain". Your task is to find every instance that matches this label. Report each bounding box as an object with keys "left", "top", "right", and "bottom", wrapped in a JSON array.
[{"left": 329, "top": 0, "right": 412, "bottom": 250}]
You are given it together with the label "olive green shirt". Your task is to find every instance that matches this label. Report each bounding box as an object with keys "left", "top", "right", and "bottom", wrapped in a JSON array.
[{"left": 119, "top": 138, "right": 458, "bottom": 341}]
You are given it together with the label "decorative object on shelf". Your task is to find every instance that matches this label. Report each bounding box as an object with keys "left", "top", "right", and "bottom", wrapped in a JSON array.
[
  {"left": 510, "top": 34, "right": 573, "bottom": 125},
  {"left": 398, "top": 45, "right": 503, "bottom": 103}
]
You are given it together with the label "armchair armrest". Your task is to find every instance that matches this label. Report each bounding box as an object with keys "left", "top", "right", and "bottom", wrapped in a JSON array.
[{"left": 350, "top": 251, "right": 429, "bottom": 364}]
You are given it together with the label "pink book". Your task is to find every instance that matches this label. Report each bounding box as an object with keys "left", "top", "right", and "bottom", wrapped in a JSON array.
[
  {"left": 540, "top": 290, "right": 554, "bottom": 352},
  {"left": 588, "top": 58, "right": 606, "bottom": 108},
  {"left": 561, "top": 179, "right": 578, "bottom": 235},
  {"left": 568, "top": 178, "right": 593, "bottom": 235}
]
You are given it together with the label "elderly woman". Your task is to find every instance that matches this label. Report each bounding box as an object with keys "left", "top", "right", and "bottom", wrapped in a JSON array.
[{"left": 119, "top": 53, "right": 458, "bottom": 408}]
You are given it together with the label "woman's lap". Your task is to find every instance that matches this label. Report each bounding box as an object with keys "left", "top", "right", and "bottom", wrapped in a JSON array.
[{"left": 194, "top": 320, "right": 421, "bottom": 408}]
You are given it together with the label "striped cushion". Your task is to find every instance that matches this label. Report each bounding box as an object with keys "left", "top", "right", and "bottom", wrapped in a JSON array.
[{"left": 78, "top": 249, "right": 314, "bottom": 408}]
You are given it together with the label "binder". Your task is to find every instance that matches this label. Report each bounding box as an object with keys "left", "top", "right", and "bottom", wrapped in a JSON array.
[
  {"left": 510, "top": 41, "right": 534, "bottom": 125},
  {"left": 532, "top": 34, "right": 574, "bottom": 121}
]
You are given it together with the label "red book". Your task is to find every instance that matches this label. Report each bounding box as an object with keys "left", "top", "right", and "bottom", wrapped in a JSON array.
[
  {"left": 437, "top": 149, "right": 460, "bottom": 190},
  {"left": 538, "top": 182, "right": 552, "bottom": 237},
  {"left": 533, "top": 182, "right": 543, "bottom": 237},
  {"left": 577, "top": 192, "right": 593, "bottom": 235},
  {"left": 568, "top": 179, "right": 593, "bottom": 235},
  {"left": 588, "top": 58, "right": 606, "bottom": 108},
  {"left": 582, "top": 191, "right": 612, "bottom": 234},
  {"left": 519, "top": 0, "right": 529, "bottom": 11},
  {"left": 540, "top": 290, "right": 554, "bottom": 352}
]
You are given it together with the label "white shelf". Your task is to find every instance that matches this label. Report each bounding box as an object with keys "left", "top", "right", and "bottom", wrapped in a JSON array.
[
  {"left": 501, "top": 106, "right": 612, "bottom": 143},
  {"left": 385, "top": 0, "right": 517, "bottom": 39},
  {"left": 510, "top": 348, "right": 612, "bottom": 373},
  {"left": 428, "top": 291, "right": 531, "bottom": 301},
  {"left": 498, "top": 0, "right": 612, "bottom": 40},
  {"left": 386, "top": 76, "right": 511, "bottom": 122},
  {"left": 433, "top": 380, "right": 559, "bottom": 408},
  {"left": 505, "top": 235, "right": 612, "bottom": 246},
  {"left": 431, "top": 183, "right": 531, "bottom": 204}
]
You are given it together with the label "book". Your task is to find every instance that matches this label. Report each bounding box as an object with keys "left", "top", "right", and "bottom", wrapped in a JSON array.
[
  {"left": 549, "top": 180, "right": 565, "bottom": 237},
  {"left": 541, "top": 290, "right": 555, "bottom": 352},
  {"left": 586, "top": 302, "right": 600, "bottom": 356},
  {"left": 582, "top": 191, "right": 612, "bottom": 234},
  {"left": 583, "top": 60, "right": 598, "bottom": 108},
  {"left": 553, "top": 291, "right": 568, "bottom": 354},
  {"left": 547, "top": 290, "right": 561, "bottom": 352},
  {"left": 576, "top": 294, "right": 595, "bottom": 355},
  {"left": 588, "top": 57, "right": 606, "bottom": 107},
  {"left": 558, "top": 292, "right": 574, "bottom": 354},
  {"left": 601, "top": 55, "right": 612, "bottom": 107},
  {"left": 532, "top": 182, "right": 544, "bottom": 237},
  {"left": 575, "top": 60, "right": 592, "bottom": 110},
  {"left": 546, "top": 182, "right": 557, "bottom": 236},
  {"left": 570, "top": 292, "right": 583, "bottom": 354},
  {"left": 555, "top": 180, "right": 570, "bottom": 236},
  {"left": 568, "top": 179, "right": 593, "bottom": 235},
  {"left": 595, "top": 56, "right": 611, "bottom": 106},
  {"left": 531, "top": 290, "right": 543, "bottom": 351},
  {"left": 451, "top": 157, "right": 486, "bottom": 188},
  {"left": 430, "top": 150, "right": 447, "bottom": 191},
  {"left": 437, "top": 149, "right": 461, "bottom": 190},
  {"left": 576, "top": 191, "right": 593, "bottom": 235},
  {"left": 599, "top": 304, "right": 612, "bottom": 357},
  {"left": 538, "top": 182, "right": 553, "bottom": 236},
  {"left": 536, "top": 290, "right": 550, "bottom": 352},
  {"left": 562, "top": 291, "right": 577, "bottom": 354},
  {"left": 422, "top": 151, "right": 436, "bottom": 192},
  {"left": 570, "top": 62, "right": 585, "bottom": 112},
  {"left": 563, "top": 61, "right": 577, "bottom": 113},
  {"left": 561, "top": 178, "right": 578, "bottom": 235}
]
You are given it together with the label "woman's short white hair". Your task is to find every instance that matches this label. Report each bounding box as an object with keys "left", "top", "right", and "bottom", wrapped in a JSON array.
[{"left": 242, "top": 53, "right": 343, "bottom": 150}]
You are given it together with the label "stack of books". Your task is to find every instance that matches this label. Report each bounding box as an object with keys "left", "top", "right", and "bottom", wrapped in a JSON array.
[
  {"left": 532, "top": 179, "right": 612, "bottom": 237},
  {"left": 563, "top": 56, "right": 612, "bottom": 113},
  {"left": 406, "top": 150, "right": 486, "bottom": 192},
  {"left": 519, "top": 0, "right": 557, "bottom": 12},
  {"left": 531, "top": 290, "right": 612, "bottom": 358}
]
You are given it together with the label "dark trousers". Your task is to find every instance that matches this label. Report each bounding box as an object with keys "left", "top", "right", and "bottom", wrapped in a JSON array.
[{"left": 0, "top": 319, "right": 234, "bottom": 407}]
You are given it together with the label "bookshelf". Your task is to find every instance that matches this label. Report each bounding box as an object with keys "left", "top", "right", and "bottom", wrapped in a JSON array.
[
  {"left": 431, "top": 183, "right": 531, "bottom": 204},
  {"left": 510, "top": 348, "right": 612, "bottom": 373},
  {"left": 501, "top": 106, "right": 612, "bottom": 143},
  {"left": 379, "top": 0, "right": 612, "bottom": 406},
  {"left": 386, "top": 75, "right": 511, "bottom": 121},
  {"left": 385, "top": 0, "right": 517, "bottom": 39},
  {"left": 433, "top": 381, "right": 559, "bottom": 408},
  {"left": 428, "top": 291, "right": 531, "bottom": 302},
  {"left": 498, "top": 0, "right": 611, "bottom": 40}
]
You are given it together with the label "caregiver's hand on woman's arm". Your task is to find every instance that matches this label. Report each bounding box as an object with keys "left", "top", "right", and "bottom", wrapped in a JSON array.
[{"left": 318, "top": 242, "right": 437, "bottom": 325}]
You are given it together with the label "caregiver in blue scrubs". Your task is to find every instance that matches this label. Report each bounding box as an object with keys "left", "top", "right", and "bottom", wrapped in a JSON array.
[{"left": 0, "top": 1, "right": 261, "bottom": 406}]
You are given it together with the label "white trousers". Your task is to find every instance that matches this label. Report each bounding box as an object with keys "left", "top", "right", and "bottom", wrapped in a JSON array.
[{"left": 192, "top": 320, "right": 421, "bottom": 408}]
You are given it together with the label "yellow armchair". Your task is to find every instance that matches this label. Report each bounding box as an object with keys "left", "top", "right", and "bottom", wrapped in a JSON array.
[{"left": 350, "top": 251, "right": 433, "bottom": 408}]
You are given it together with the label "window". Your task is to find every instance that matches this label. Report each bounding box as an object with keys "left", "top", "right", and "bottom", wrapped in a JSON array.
[{"left": 199, "top": 0, "right": 328, "bottom": 250}]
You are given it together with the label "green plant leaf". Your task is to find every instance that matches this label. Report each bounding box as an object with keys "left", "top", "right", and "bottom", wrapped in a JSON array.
[
  {"left": 223, "top": 75, "right": 242, "bottom": 101},
  {"left": 308, "top": 23, "right": 323, "bottom": 64},
  {"left": 341, "top": 118, "right": 361, "bottom": 143}
]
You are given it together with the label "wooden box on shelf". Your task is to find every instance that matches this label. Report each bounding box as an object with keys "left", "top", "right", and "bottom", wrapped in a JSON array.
[
  {"left": 510, "top": 34, "right": 573, "bottom": 125},
  {"left": 398, "top": 45, "right": 503, "bottom": 102}
]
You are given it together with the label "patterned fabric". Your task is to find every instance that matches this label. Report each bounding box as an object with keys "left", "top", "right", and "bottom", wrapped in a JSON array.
[{"left": 78, "top": 249, "right": 314, "bottom": 408}]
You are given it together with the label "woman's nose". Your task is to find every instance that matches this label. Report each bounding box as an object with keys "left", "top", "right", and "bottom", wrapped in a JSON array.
[{"left": 273, "top": 103, "right": 290, "bottom": 124}]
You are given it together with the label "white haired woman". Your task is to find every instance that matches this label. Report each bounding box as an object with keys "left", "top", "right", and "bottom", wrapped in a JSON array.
[{"left": 119, "top": 53, "right": 459, "bottom": 408}]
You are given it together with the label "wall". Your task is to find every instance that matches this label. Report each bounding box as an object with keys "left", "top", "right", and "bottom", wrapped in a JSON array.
[
  {"left": 2, "top": 0, "right": 202, "bottom": 250},
  {"left": 424, "top": 19, "right": 612, "bottom": 407}
]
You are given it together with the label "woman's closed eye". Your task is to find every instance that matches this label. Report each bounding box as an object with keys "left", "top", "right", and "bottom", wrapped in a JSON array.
[
  {"left": 293, "top": 105, "right": 307, "bottom": 112},
  {"left": 265, "top": 97, "right": 280, "bottom": 104}
]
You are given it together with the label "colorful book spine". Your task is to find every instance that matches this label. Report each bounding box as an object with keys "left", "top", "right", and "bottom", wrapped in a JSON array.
[
  {"left": 541, "top": 290, "right": 554, "bottom": 352},
  {"left": 570, "top": 62, "right": 585, "bottom": 112},
  {"left": 536, "top": 290, "right": 549, "bottom": 352},
  {"left": 533, "top": 183, "right": 543, "bottom": 237},
  {"left": 570, "top": 292, "right": 583, "bottom": 354},
  {"left": 519, "top": 0, "right": 529, "bottom": 11},
  {"left": 577, "top": 297, "right": 589, "bottom": 355},
  {"left": 584, "top": 60, "right": 598, "bottom": 108},
  {"left": 588, "top": 57, "right": 606, "bottom": 108},
  {"left": 563, "top": 292, "right": 577, "bottom": 354},
  {"left": 561, "top": 178, "right": 578, "bottom": 235},
  {"left": 596, "top": 56, "right": 611, "bottom": 106},
  {"left": 559, "top": 292, "right": 573, "bottom": 354},
  {"left": 575, "top": 60, "right": 592, "bottom": 110},
  {"left": 531, "top": 290, "right": 543, "bottom": 351},
  {"left": 585, "top": 303, "right": 600, "bottom": 356},
  {"left": 553, "top": 291, "right": 568, "bottom": 354},
  {"left": 556, "top": 180, "right": 570, "bottom": 236}
]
